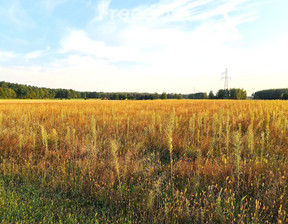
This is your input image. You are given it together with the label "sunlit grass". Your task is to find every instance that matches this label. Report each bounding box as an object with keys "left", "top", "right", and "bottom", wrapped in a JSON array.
[{"left": 0, "top": 99, "right": 288, "bottom": 223}]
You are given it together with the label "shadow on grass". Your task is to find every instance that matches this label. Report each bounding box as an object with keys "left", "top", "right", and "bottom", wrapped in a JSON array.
[{"left": 0, "top": 175, "right": 104, "bottom": 223}]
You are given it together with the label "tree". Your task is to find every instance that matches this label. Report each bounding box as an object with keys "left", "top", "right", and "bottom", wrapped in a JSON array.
[
  {"left": 110, "top": 93, "right": 119, "bottom": 100},
  {"left": 178, "top": 94, "right": 183, "bottom": 100},
  {"left": 216, "top": 89, "right": 247, "bottom": 100},
  {"left": 88, "top": 92, "right": 101, "bottom": 99},
  {"left": 118, "top": 93, "right": 127, "bottom": 100},
  {"left": 8, "top": 88, "right": 17, "bottom": 98},
  {"left": 67, "top": 90, "right": 73, "bottom": 99},
  {"left": 55, "top": 90, "right": 66, "bottom": 99},
  {"left": 208, "top": 91, "right": 215, "bottom": 99},
  {"left": 240, "top": 89, "right": 247, "bottom": 100},
  {"left": 127, "top": 94, "right": 135, "bottom": 100},
  {"left": 216, "top": 89, "right": 228, "bottom": 99},
  {"left": 16, "top": 85, "right": 29, "bottom": 98},
  {"left": 161, "top": 92, "right": 167, "bottom": 100},
  {"left": 281, "top": 92, "right": 288, "bottom": 100},
  {"left": 82, "top": 92, "right": 87, "bottom": 100},
  {"left": 0, "top": 87, "right": 7, "bottom": 99},
  {"left": 153, "top": 92, "right": 159, "bottom": 100},
  {"left": 0, "top": 87, "right": 16, "bottom": 99},
  {"left": 253, "top": 89, "right": 288, "bottom": 100}
]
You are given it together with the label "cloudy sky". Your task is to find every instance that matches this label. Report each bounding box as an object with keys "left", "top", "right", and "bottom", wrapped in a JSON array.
[{"left": 0, "top": 0, "right": 287, "bottom": 95}]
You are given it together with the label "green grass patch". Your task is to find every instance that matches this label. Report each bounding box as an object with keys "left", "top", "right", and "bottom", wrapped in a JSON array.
[{"left": 0, "top": 176, "right": 100, "bottom": 223}]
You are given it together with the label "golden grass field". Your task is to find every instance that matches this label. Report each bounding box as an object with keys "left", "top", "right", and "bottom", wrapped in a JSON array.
[{"left": 0, "top": 100, "right": 288, "bottom": 223}]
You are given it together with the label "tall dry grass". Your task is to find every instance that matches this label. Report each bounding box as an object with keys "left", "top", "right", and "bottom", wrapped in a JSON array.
[{"left": 0, "top": 99, "right": 288, "bottom": 223}]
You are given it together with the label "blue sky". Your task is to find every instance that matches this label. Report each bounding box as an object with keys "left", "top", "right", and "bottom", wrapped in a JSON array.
[{"left": 0, "top": 0, "right": 287, "bottom": 95}]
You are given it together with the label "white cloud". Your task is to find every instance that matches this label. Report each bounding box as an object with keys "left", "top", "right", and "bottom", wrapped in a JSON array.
[
  {"left": 0, "top": 51, "right": 18, "bottom": 62},
  {"left": 0, "top": 1, "right": 35, "bottom": 28},
  {"left": 24, "top": 46, "right": 51, "bottom": 60},
  {"left": 89, "top": 0, "right": 256, "bottom": 25},
  {"left": 60, "top": 30, "right": 143, "bottom": 62},
  {"left": 91, "top": 0, "right": 111, "bottom": 21},
  {"left": 61, "top": 11, "right": 244, "bottom": 68},
  {"left": 42, "top": 0, "right": 68, "bottom": 11}
]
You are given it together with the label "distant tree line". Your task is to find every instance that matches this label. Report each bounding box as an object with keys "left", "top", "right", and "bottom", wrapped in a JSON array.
[
  {"left": 208, "top": 89, "right": 247, "bottom": 100},
  {"left": 0, "top": 81, "right": 249, "bottom": 100},
  {"left": 0, "top": 82, "right": 186, "bottom": 100},
  {"left": 0, "top": 82, "right": 80, "bottom": 99},
  {"left": 188, "top": 92, "right": 208, "bottom": 99},
  {"left": 253, "top": 89, "right": 288, "bottom": 100}
]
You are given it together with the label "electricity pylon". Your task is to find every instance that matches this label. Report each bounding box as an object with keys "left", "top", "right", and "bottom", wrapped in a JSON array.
[{"left": 221, "top": 68, "right": 231, "bottom": 99}]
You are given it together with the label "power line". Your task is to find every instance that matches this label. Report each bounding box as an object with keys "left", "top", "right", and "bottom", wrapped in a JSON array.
[
  {"left": 221, "top": 68, "right": 231, "bottom": 98},
  {"left": 221, "top": 68, "right": 231, "bottom": 90}
]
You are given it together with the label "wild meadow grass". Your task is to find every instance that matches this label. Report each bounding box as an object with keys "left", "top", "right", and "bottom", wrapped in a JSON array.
[{"left": 0, "top": 99, "right": 288, "bottom": 223}]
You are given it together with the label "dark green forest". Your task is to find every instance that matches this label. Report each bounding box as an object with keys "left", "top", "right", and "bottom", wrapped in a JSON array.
[
  {"left": 0, "top": 81, "right": 248, "bottom": 100},
  {"left": 208, "top": 89, "right": 247, "bottom": 100},
  {"left": 253, "top": 89, "right": 288, "bottom": 100},
  {"left": 0, "top": 81, "right": 190, "bottom": 100}
]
